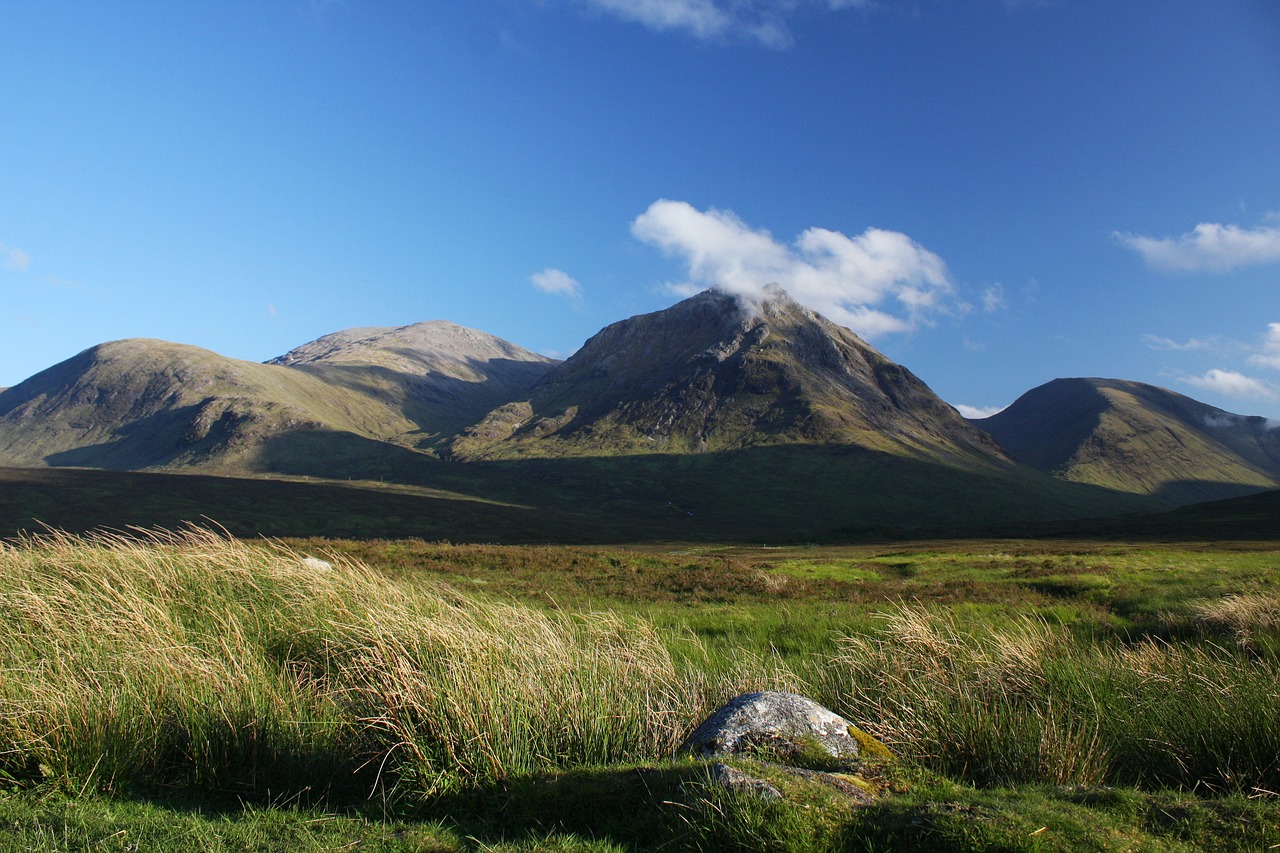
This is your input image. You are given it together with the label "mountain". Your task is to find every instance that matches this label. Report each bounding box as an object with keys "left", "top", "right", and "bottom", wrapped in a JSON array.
[
  {"left": 0, "top": 322, "right": 555, "bottom": 471},
  {"left": 267, "top": 321, "right": 558, "bottom": 448},
  {"left": 451, "top": 286, "right": 1007, "bottom": 467},
  {"left": 972, "top": 377, "right": 1280, "bottom": 505},
  {"left": 4, "top": 293, "right": 1249, "bottom": 539}
]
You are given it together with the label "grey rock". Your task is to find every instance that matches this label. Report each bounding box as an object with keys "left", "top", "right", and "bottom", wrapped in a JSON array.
[
  {"left": 711, "top": 763, "right": 782, "bottom": 801},
  {"left": 680, "top": 691, "right": 861, "bottom": 760}
]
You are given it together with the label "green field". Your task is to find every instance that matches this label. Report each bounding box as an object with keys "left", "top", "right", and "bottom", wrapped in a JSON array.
[{"left": 0, "top": 527, "right": 1277, "bottom": 851}]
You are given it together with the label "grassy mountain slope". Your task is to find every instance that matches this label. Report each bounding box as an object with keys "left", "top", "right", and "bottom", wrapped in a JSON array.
[
  {"left": 0, "top": 323, "right": 554, "bottom": 471},
  {"left": 974, "top": 377, "right": 1280, "bottom": 505},
  {"left": 268, "top": 320, "right": 557, "bottom": 448},
  {"left": 1057, "top": 487, "right": 1280, "bottom": 540},
  {"left": 9, "top": 297, "right": 1264, "bottom": 539},
  {"left": 0, "top": 339, "right": 414, "bottom": 470}
]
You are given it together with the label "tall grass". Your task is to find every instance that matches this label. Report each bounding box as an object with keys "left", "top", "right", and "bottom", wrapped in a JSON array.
[
  {"left": 0, "top": 527, "right": 780, "bottom": 800},
  {"left": 824, "top": 604, "right": 1280, "bottom": 793}
]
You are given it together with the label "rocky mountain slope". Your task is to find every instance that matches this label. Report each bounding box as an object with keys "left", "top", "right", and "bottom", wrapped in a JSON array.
[
  {"left": 972, "top": 377, "right": 1280, "bottom": 504},
  {"left": 451, "top": 286, "right": 1007, "bottom": 468}
]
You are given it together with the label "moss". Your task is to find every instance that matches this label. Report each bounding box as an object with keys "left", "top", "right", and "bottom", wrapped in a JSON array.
[
  {"left": 848, "top": 726, "right": 895, "bottom": 763},
  {"left": 829, "top": 771, "right": 879, "bottom": 795}
]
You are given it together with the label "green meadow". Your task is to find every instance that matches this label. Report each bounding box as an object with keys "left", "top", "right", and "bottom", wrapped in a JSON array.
[{"left": 1, "top": 528, "right": 1278, "bottom": 851}]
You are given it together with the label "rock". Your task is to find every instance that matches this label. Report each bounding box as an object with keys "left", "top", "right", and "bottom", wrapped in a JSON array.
[
  {"left": 711, "top": 763, "right": 783, "bottom": 801},
  {"left": 680, "top": 691, "right": 864, "bottom": 762}
]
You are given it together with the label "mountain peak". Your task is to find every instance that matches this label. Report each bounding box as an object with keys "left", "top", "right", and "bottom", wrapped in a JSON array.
[{"left": 450, "top": 286, "right": 1002, "bottom": 463}]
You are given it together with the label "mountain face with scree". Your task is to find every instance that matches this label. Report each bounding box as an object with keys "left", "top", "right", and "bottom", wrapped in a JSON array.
[{"left": 450, "top": 286, "right": 1010, "bottom": 468}]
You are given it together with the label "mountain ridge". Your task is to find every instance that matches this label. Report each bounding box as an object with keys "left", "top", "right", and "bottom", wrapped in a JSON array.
[
  {"left": 0, "top": 322, "right": 555, "bottom": 470},
  {"left": 0, "top": 288, "right": 1275, "bottom": 536}
]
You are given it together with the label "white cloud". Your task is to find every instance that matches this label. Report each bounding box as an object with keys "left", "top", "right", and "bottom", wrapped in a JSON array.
[
  {"left": 1181, "top": 369, "right": 1276, "bottom": 401},
  {"left": 577, "top": 0, "right": 790, "bottom": 46},
  {"left": 954, "top": 403, "right": 1005, "bottom": 419},
  {"left": 1141, "top": 333, "right": 1211, "bottom": 352},
  {"left": 571, "top": 0, "right": 882, "bottom": 47},
  {"left": 581, "top": 0, "right": 730, "bottom": 39},
  {"left": 981, "top": 283, "right": 1006, "bottom": 313},
  {"left": 530, "top": 267, "right": 583, "bottom": 301},
  {"left": 1205, "top": 411, "right": 1280, "bottom": 432},
  {"left": 1247, "top": 322, "right": 1280, "bottom": 371},
  {"left": 631, "top": 199, "right": 953, "bottom": 338},
  {"left": 1, "top": 242, "right": 30, "bottom": 272},
  {"left": 1203, "top": 412, "right": 1243, "bottom": 429},
  {"left": 1115, "top": 222, "right": 1280, "bottom": 273},
  {"left": 570, "top": 1, "right": 1043, "bottom": 46}
]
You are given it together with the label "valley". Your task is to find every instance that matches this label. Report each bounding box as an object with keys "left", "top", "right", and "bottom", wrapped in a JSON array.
[{"left": 1, "top": 287, "right": 1278, "bottom": 851}]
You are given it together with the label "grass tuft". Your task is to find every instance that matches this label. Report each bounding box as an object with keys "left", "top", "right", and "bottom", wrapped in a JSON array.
[{"left": 826, "top": 603, "right": 1280, "bottom": 793}]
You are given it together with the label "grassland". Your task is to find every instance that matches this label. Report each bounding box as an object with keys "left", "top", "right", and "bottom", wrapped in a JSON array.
[{"left": 0, "top": 527, "right": 1277, "bottom": 850}]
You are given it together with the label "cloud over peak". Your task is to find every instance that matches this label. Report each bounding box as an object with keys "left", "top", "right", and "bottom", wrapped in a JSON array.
[
  {"left": 954, "top": 403, "right": 1006, "bottom": 419},
  {"left": 632, "top": 199, "right": 954, "bottom": 338},
  {"left": 1115, "top": 221, "right": 1280, "bottom": 274}
]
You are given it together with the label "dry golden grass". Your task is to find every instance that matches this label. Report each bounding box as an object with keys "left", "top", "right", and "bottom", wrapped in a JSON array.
[
  {"left": 825, "top": 603, "right": 1280, "bottom": 791},
  {"left": 0, "top": 526, "right": 790, "bottom": 798}
]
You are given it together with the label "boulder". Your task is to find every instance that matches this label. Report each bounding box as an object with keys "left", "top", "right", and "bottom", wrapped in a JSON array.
[{"left": 679, "top": 691, "right": 864, "bottom": 762}]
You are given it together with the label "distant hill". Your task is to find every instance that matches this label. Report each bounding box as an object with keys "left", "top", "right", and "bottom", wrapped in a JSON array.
[
  {"left": 973, "top": 378, "right": 1280, "bottom": 505},
  {"left": 0, "top": 323, "right": 554, "bottom": 472}
]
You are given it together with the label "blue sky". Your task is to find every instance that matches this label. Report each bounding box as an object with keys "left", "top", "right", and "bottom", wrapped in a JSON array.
[{"left": 3, "top": 0, "right": 1279, "bottom": 418}]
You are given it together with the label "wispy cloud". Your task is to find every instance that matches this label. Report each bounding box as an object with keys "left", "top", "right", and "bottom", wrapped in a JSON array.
[
  {"left": 1, "top": 242, "right": 30, "bottom": 272},
  {"left": 1141, "top": 333, "right": 1212, "bottom": 352},
  {"left": 530, "top": 267, "right": 583, "bottom": 301},
  {"left": 632, "top": 199, "right": 954, "bottom": 338},
  {"left": 980, "top": 283, "right": 1006, "bottom": 313},
  {"left": 576, "top": 0, "right": 785, "bottom": 46},
  {"left": 1247, "top": 322, "right": 1280, "bottom": 371},
  {"left": 954, "top": 403, "right": 1005, "bottom": 419},
  {"left": 569, "top": 0, "right": 1026, "bottom": 48},
  {"left": 1180, "top": 368, "right": 1276, "bottom": 401},
  {"left": 1115, "top": 221, "right": 1280, "bottom": 273}
]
